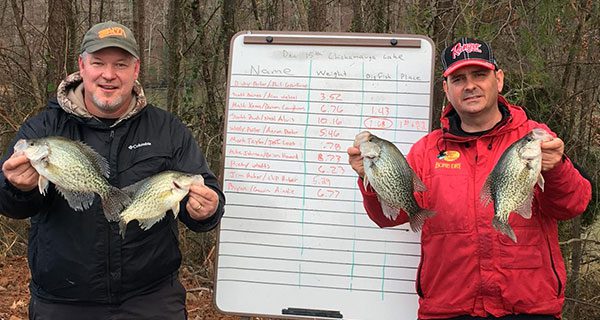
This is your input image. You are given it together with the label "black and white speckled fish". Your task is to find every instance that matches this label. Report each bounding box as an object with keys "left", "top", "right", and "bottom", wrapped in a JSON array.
[{"left": 354, "top": 131, "right": 435, "bottom": 232}]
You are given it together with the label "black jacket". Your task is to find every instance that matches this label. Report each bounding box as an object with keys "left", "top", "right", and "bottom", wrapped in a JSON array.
[{"left": 0, "top": 83, "right": 225, "bottom": 304}]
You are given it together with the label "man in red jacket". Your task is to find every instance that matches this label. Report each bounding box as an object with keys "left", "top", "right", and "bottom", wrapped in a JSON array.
[{"left": 347, "top": 37, "right": 591, "bottom": 319}]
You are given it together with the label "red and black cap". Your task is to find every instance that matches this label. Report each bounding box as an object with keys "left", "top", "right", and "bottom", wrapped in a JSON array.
[{"left": 441, "top": 37, "right": 497, "bottom": 77}]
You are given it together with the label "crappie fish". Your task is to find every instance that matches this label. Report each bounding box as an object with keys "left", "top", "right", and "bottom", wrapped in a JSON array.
[
  {"left": 354, "top": 131, "right": 435, "bottom": 232},
  {"left": 119, "top": 171, "right": 204, "bottom": 237},
  {"left": 13, "top": 136, "right": 131, "bottom": 221},
  {"left": 480, "top": 128, "right": 553, "bottom": 243}
]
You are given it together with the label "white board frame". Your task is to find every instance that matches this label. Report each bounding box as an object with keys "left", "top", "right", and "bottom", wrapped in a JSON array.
[{"left": 216, "top": 31, "right": 435, "bottom": 320}]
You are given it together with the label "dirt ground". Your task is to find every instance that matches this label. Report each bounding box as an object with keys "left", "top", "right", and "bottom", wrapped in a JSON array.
[{"left": 0, "top": 255, "right": 272, "bottom": 320}]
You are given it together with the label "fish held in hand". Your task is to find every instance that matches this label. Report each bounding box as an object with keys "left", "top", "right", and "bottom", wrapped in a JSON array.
[
  {"left": 119, "top": 171, "right": 204, "bottom": 237},
  {"left": 480, "top": 128, "right": 553, "bottom": 243},
  {"left": 13, "top": 136, "right": 131, "bottom": 221},
  {"left": 354, "top": 131, "right": 435, "bottom": 232}
]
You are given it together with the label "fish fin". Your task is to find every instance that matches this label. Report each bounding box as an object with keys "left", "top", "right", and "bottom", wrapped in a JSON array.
[
  {"left": 480, "top": 178, "right": 493, "bottom": 207},
  {"left": 362, "top": 176, "right": 370, "bottom": 190},
  {"left": 55, "top": 185, "right": 95, "bottom": 211},
  {"left": 122, "top": 176, "right": 153, "bottom": 197},
  {"left": 409, "top": 209, "right": 436, "bottom": 232},
  {"left": 138, "top": 212, "right": 168, "bottom": 231},
  {"left": 119, "top": 220, "right": 129, "bottom": 239},
  {"left": 172, "top": 203, "right": 181, "bottom": 217},
  {"left": 492, "top": 215, "right": 517, "bottom": 243},
  {"left": 378, "top": 198, "right": 400, "bottom": 220},
  {"left": 100, "top": 187, "right": 132, "bottom": 222},
  {"left": 38, "top": 175, "right": 50, "bottom": 195},
  {"left": 537, "top": 174, "right": 545, "bottom": 192},
  {"left": 74, "top": 141, "right": 110, "bottom": 178},
  {"left": 514, "top": 193, "right": 534, "bottom": 219},
  {"left": 412, "top": 174, "right": 427, "bottom": 192}
]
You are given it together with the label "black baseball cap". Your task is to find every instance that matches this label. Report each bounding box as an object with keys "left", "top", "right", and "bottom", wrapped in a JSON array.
[
  {"left": 81, "top": 21, "right": 139, "bottom": 58},
  {"left": 441, "top": 37, "right": 497, "bottom": 77}
]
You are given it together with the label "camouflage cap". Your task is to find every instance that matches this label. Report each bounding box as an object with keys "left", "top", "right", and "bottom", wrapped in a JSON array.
[{"left": 81, "top": 21, "right": 139, "bottom": 58}]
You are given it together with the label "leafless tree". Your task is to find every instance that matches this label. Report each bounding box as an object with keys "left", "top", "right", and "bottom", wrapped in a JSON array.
[{"left": 132, "top": 0, "right": 146, "bottom": 83}]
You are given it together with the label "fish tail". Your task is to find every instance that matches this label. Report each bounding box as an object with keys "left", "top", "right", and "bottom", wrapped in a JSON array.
[
  {"left": 101, "top": 187, "right": 132, "bottom": 222},
  {"left": 492, "top": 216, "right": 517, "bottom": 243},
  {"left": 409, "top": 209, "right": 436, "bottom": 232}
]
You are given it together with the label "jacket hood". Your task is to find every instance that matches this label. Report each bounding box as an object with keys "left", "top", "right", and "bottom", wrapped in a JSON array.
[{"left": 56, "top": 72, "right": 147, "bottom": 126}]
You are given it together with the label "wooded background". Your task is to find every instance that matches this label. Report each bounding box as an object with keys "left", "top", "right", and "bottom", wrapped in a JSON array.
[{"left": 0, "top": 0, "right": 598, "bottom": 319}]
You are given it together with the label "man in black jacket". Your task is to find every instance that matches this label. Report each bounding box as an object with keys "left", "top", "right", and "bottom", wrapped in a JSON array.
[{"left": 0, "top": 21, "right": 225, "bottom": 319}]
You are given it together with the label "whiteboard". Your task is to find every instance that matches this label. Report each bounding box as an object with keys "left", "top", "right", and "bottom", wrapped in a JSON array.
[{"left": 216, "top": 31, "right": 434, "bottom": 320}]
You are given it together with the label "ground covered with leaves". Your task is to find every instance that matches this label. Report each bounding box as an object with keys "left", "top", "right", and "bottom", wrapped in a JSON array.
[{"left": 0, "top": 255, "right": 255, "bottom": 320}]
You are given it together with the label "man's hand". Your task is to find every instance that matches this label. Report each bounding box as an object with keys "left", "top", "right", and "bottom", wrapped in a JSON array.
[
  {"left": 185, "top": 180, "right": 219, "bottom": 221},
  {"left": 2, "top": 153, "right": 38, "bottom": 192},
  {"left": 347, "top": 146, "right": 365, "bottom": 178},
  {"left": 540, "top": 137, "right": 564, "bottom": 171}
]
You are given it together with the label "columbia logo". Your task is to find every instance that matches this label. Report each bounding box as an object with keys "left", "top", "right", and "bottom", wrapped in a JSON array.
[{"left": 128, "top": 142, "right": 151, "bottom": 150}]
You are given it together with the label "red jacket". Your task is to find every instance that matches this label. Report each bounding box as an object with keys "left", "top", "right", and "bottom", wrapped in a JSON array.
[{"left": 359, "top": 96, "right": 591, "bottom": 319}]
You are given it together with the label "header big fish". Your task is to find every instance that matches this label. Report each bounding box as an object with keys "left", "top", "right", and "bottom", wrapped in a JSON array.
[
  {"left": 14, "top": 136, "right": 131, "bottom": 221},
  {"left": 354, "top": 131, "right": 435, "bottom": 232}
]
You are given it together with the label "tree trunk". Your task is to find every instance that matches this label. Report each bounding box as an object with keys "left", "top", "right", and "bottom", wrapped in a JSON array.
[
  {"left": 47, "top": 0, "right": 77, "bottom": 95},
  {"left": 371, "top": 0, "right": 387, "bottom": 33},
  {"left": 47, "top": 0, "right": 68, "bottom": 96},
  {"left": 308, "top": 0, "right": 327, "bottom": 31},
  {"left": 350, "top": 0, "right": 363, "bottom": 32},
  {"left": 293, "top": 0, "right": 309, "bottom": 30},
  {"left": 264, "top": 0, "right": 279, "bottom": 30},
  {"left": 565, "top": 216, "right": 583, "bottom": 319},
  {"left": 189, "top": 0, "right": 224, "bottom": 175},
  {"left": 87, "top": 0, "right": 93, "bottom": 28},
  {"left": 221, "top": 0, "right": 235, "bottom": 75},
  {"left": 10, "top": 0, "right": 44, "bottom": 107},
  {"left": 250, "top": 0, "right": 262, "bottom": 30},
  {"left": 558, "top": 1, "right": 591, "bottom": 139},
  {"left": 132, "top": 0, "right": 146, "bottom": 83},
  {"left": 429, "top": 0, "right": 454, "bottom": 126},
  {"left": 166, "top": 0, "right": 182, "bottom": 114},
  {"left": 99, "top": 0, "right": 104, "bottom": 21}
]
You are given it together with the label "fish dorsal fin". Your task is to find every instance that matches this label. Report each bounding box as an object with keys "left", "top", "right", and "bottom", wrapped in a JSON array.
[
  {"left": 122, "top": 176, "right": 154, "bottom": 197},
  {"left": 74, "top": 141, "right": 110, "bottom": 178}
]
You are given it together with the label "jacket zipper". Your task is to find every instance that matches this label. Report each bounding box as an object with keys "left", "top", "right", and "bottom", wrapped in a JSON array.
[{"left": 107, "top": 129, "right": 115, "bottom": 303}]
